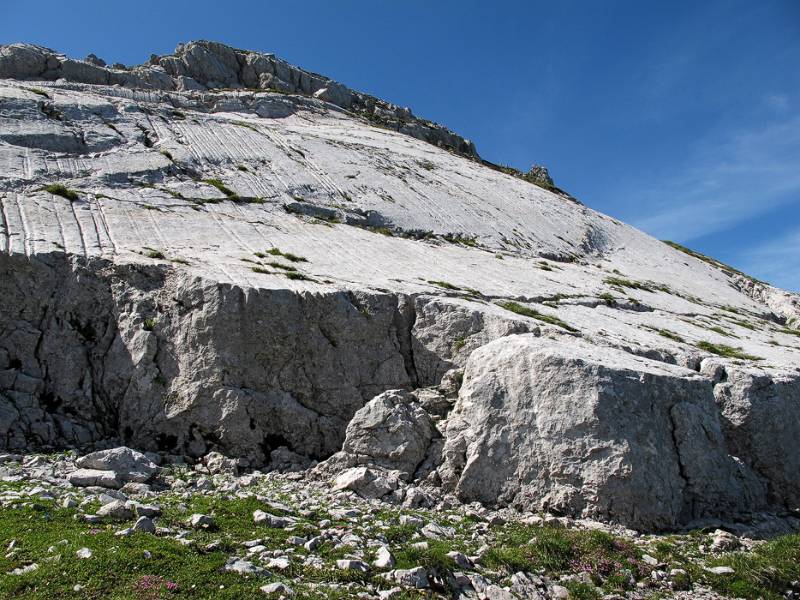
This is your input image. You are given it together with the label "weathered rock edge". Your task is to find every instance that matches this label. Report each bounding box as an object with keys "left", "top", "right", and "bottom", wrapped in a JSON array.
[
  {"left": 0, "top": 252, "right": 532, "bottom": 461},
  {"left": 0, "top": 251, "right": 420, "bottom": 461},
  {"left": 0, "top": 41, "right": 477, "bottom": 158},
  {"left": 320, "top": 335, "right": 800, "bottom": 531}
]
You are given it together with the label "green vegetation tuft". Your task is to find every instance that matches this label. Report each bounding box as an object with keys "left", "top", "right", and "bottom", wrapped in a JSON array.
[
  {"left": 231, "top": 120, "right": 259, "bottom": 132},
  {"left": 265, "top": 261, "right": 298, "bottom": 272},
  {"left": 25, "top": 87, "right": 50, "bottom": 98},
  {"left": 284, "top": 271, "right": 316, "bottom": 282},
  {"left": 142, "top": 318, "right": 156, "bottom": 331},
  {"left": 44, "top": 184, "right": 79, "bottom": 202},
  {"left": 664, "top": 240, "right": 766, "bottom": 284},
  {"left": 597, "top": 293, "right": 616, "bottom": 306},
  {"left": 483, "top": 524, "right": 645, "bottom": 592},
  {"left": 696, "top": 341, "right": 762, "bottom": 361},
  {"left": 428, "top": 280, "right": 461, "bottom": 291},
  {"left": 498, "top": 301, "right": 578, "bottom": 333},
  {"left": 202, "top": 179, "right": 238, "bottom": 200},
  {"left": 658, "top": 329, "right": 685, "bottom": 343},
  {"left": 442, "top": 233, "right": 479, "bottom": 247},
  {"left": 266, "top": 248, "right": 308, "bottom": 263},
  {"left": 143, "top": 248, "right": 166, "bottom": 260}
]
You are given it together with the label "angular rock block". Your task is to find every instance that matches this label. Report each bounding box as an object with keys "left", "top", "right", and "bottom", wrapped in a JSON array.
[{"left": 439, "top": 334, "right": 775, "bottom": 530}]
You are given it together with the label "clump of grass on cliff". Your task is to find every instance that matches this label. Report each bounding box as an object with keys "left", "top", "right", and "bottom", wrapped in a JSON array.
[
  {"left": 265, "top": 247, "right": 308, "bottom": 263},
  {"left": 202, "top": 178, "right": 239, "bottom": 200},
  {"left": 498, "top": 301, "right": 578, "bottom": 333},
  {"left": 696, "top": 341, "right": 762, "bottom": 361},
  {"left": 43, "top": 184, "right": 79, "bottom": 202}
]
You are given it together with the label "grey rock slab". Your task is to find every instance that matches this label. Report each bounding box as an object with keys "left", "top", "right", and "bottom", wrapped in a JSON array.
[
  {"left": 224, "top": 557, "right": 269, "bottom": 577},
  {"left": 96, "top": 500, "right": 134, "bottom": 521},
  {"left": 67, "top": 469, "right": 121, "bottom": 489},
  {"left": 373, "top": 546, "right": 395, "bottom": 569},
  {"left": 392, "top": 567, "right": 429, "bottom": 588},
  {"left": 260, "top": 582, "right": 294, "bottom": 596},
  {"left": 76, "top": 447, "right": 157, "bottom": 482},
  {"left": 132, "top": 516, "right": 156, "bottom": 533},
  {"left": 332, "top": 466, "right": 398, "bottom": 499},
  {"left": 188, "top": 513, "right": 215, "bottom": 530},
  {"left": 336, "top": 559, "right": 370, "bottom": 573},
  {"left": 438, "top": 334, "right": 769, "bottom": 530}
]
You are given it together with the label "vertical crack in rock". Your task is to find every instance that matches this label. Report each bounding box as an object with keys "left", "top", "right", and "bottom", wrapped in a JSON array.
[{"left": 393, "top": 294, "right": 419, "bottom": 389}]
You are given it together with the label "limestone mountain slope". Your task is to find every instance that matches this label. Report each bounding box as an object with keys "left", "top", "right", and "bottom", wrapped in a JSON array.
[{"left": 0, "top": 41, "right": 798, "bottom": 530}]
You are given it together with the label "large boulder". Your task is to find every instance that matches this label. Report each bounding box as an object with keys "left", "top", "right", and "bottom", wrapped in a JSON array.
[
  {"left": 0, "top": 44, "right": 52, "bottom": 79},
  {"left": 338, "top": 389, "right": 436, "bottom": 476},
  {"left": 438, "top": 334, "right": 767, "bottom": 530},
  {"left": 714, "top": 367, "right": 800, "bottom": 506},
  {"left": 332, "top": 466, "right": 399, "bottom": 499},
  {"left": 75, "top": 446, "right": 158, "bottom": 483}
]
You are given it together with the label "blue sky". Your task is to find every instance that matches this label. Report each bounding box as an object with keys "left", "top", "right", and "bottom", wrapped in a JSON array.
[{"left": 3, "top": 0, "right": 799, "bottom": 290}]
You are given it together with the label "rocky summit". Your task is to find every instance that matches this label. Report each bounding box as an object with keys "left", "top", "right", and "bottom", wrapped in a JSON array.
[{"left": 0, "top": 40, "right": 799, "bottom": 599}]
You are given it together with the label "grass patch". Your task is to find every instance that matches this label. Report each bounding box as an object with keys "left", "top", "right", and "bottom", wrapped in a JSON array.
[
  {"left": 25, "top": 87, "right": 50, "bottom": 98},
  {"left": 43, "top": 184, "right": 79, "bottom": 202},
  {"left": 428, "top": 280, "right": 461, "bottom": 291},
  {"left": 366, "top": 226, "right": 394, "bottom": 236},
  {"left": 202, "top": 179, "right": 238, "bottom": 200},
  {"left": 231, "top": 120, "right": 259, "bottom": 132},
  {"left": 442, "top": 233, "right": 478, "bottom": 247},
  {"left": 283, "top": 272, "right": 316, "bottom": 282},
  {"left": 393, "top": 539, "right": 455, "bottom": 573},
  {"left": 658, "top": 329, "right": 685, "bottom": 343},
  {"left": 0, "top": 496, "right": 301, "bottom": 600},
  {"left": 598, "top": 293, "right": 617, "bottom": 306},
  {"left": 603, "top": 276, "right": 669, "bottom": 293},
  {"left": 696, "top": 341, "right": 762, "bottom": 361},
  {"left": 483, "top": 524, "right": 645, "bottom": 590},
  {"left": 498, "top": 301, "right": 578, "bottom": 333},
  {"left": 251, "top": 266, "right": 272, "bottom": 275},
  {"left": 702, "top": 534, "right": 800, "bottom": 600},
  {"left": 266, "top": 248, "right": 308, "bottom": 263},
  {"left": 664, "top": 240, "right": 766, "bottom": 284},
  {"left": 707, "top": 325, "right": 736, "bottom": 337},
  {"left": 724, "top": 316, "right": 757, "bottom": 331},
  {"left": 142, "top": 318, "right": 156, "bottom": 331},
  {"left": 265, "top": 261, "right": 297, "bottom": 272},
  {"left": 143, "top": 248, "right": 166, "bottom": 260}
]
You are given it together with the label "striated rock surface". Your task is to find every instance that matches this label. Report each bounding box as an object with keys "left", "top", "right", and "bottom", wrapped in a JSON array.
[
  {"left": 0, "top": 40, "right": 798, "bottom": 530},
  {"left": 0, "top": 41, "right": 476, "bottom": 157}
]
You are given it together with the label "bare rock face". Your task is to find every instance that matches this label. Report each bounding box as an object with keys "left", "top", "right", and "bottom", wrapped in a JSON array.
[
  {"left": 436, "top": 335, "right": 773, "bottom": 529},
  {"left": 0, "top": 40, "right": 477, "bottom": 158},
  {"left": 1, "top": 40, "right": 799, "bottom": 531},
  {"left": 322, "top": 389, "right": 437, "bottom": 477},
  {"left": 714, "top": 367, "right": 800, "bottom": 507}
]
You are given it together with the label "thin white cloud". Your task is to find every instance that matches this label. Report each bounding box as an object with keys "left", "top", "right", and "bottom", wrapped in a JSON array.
[
  {"left": 766, "top": 94, "right": 789, "bottom": 112},
  {"left": 628, "top": 115, "right": 800, "bottom": 241},
  {"left": 736, "top": 227, "right": 800, "bottom": 292}
]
